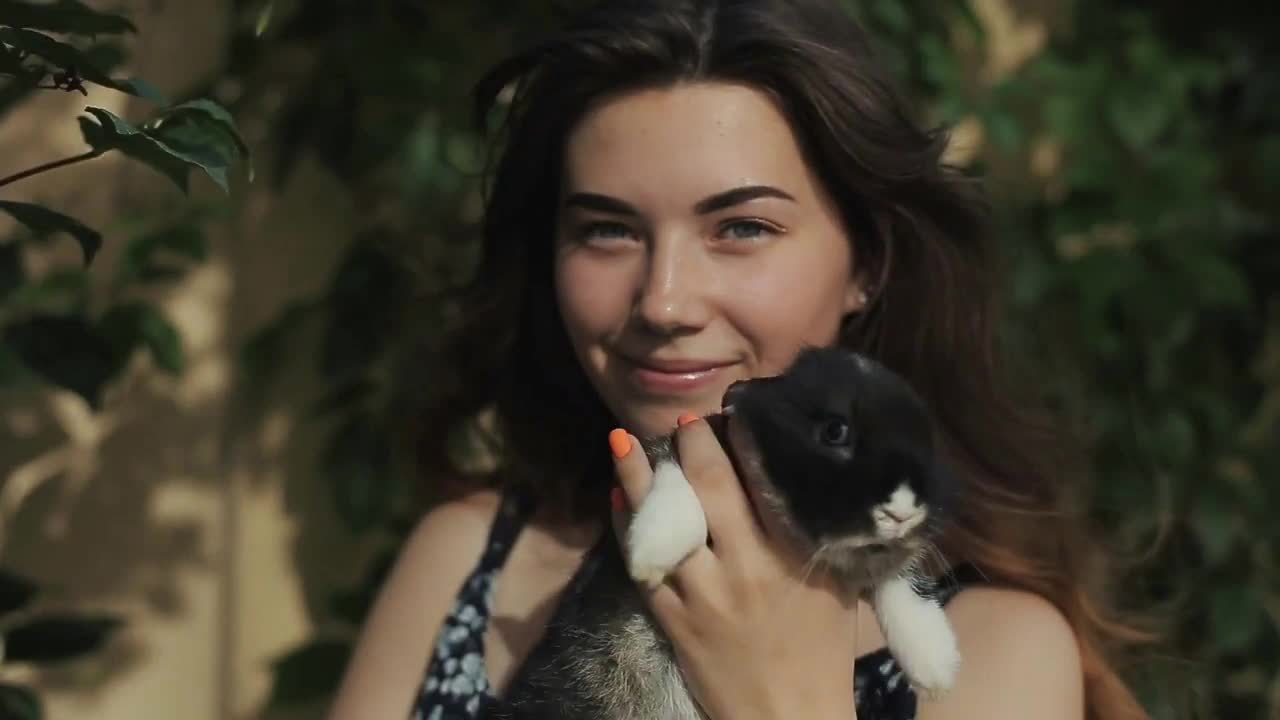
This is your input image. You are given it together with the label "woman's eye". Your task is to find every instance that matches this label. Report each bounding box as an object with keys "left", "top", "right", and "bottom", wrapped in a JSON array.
[
  {"left": 577, "top": 222, "right": 636, "bottom": 244},
  {"left": 820, "top": 419, "right": 850, "bottom": 446},
  {"left": 718, "top": 220, "right": 779, "bottom": 242}
]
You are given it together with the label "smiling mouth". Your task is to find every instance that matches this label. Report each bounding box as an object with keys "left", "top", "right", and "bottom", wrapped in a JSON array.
[
  {"left": 623, "top": 355, "right": 736, "bottom": 373},
  {"left": 619, "top": 355, "right": 737, "bottom": 396}
]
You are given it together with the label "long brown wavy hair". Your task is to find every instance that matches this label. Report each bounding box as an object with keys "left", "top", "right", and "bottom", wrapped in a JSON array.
[{"left": 411, "top": 1, "right": 1153, "bottom": 718}]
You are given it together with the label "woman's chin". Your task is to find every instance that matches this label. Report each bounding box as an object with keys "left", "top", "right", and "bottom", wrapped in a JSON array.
[{"left": 616, "top": 401, "right": 726, "bottom": 437}]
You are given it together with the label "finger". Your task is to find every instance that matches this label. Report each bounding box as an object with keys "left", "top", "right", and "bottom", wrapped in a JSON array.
[
  {"left": 609, "top": 484, "right": 630, "bottom": 549},
  {"left": 613, "top": 483, "right": 714, "bottom": 613},
  {"left": 609, "top": 428, "right": 652, "bottom": 506},
  {"left": 673, "top": 414, "right": 767, "bottom": 554},
  {"left": 612, "top": 482, "right": 699, "bottom": 588},
  {"left": 610, "top": 489, "right": 692, "bottom": 626},
  {"left": 612, "top": 427, "right": 723, "bottom": 594},
  {"left": 643, "top": 579, "right": 686, "bottom": 631}
]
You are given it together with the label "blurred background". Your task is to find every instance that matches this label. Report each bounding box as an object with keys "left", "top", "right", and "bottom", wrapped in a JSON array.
[{"left": 0, "top": 0, "right": 1275, "bottom": 719}]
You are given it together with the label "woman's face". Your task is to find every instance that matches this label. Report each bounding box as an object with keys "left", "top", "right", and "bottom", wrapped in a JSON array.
[{"left": 554, "top": 82, "right": 864, "bottom": 438}]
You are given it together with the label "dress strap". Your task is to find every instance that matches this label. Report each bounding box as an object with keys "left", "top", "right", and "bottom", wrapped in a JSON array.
[
  {"left": 930, "top": 561, "right": 988, "bottom": 606},
  {"left": 474, "top": 485, "right": 536, "bottom": 574},
  {"left": 412, "top": 486, "right": 537, "bottom": 718}
]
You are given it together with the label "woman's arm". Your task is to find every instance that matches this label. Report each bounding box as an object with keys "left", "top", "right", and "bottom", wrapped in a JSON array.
[
  {"left": 920, "top": 587, "right": 1085, "bottom": 719},
  {"left": 326, "top": 491, "right": 501, "bottom": 720}
]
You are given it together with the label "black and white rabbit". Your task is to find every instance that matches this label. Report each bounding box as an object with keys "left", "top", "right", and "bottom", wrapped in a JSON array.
[{"left": 486, "top": 347, "right": 961, "bottom": 720}]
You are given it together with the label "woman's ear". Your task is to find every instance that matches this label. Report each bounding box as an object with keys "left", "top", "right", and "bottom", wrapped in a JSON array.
[{"left": 843, "top": 273, "right": 870, "bottom": 315}]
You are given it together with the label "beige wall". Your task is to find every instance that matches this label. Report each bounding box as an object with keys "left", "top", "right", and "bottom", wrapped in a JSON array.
[{"left": 0, "top": 2, "right": 368, "bottom": 719}]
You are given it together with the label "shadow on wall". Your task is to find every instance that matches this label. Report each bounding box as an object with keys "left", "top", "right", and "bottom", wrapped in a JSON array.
[{"left": 0, "top": 0, "right": 373, "bottom": 718}]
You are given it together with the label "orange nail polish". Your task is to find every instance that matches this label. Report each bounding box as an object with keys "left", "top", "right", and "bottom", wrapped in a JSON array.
[
  {"left": 677, "top": 413, "right": 699, "bottom": 427},
  {"left": 608, "top": 428, "right": 632, "bottom": 459},
  {"left": 611, "top": 486, "right": 626, "bottom": 511}
]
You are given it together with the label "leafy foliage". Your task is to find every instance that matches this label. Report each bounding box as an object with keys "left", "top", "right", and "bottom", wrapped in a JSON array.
[
  {"left": 3, "top": 614, "right": 123, "bottom": 663},
  {"left": 1, "top": 3, "right": 248, "bottom": 400},
  {"left": 266, "top": 639, "right": 353, "bottom": 708},
  {"left": 974, "top": 12, "right": 1278, "bottom": 716},
  {"left": 0, "top": 200, "right": 101, "bottom": 263},
  {"left": 0, "top": 567, "right": 122, "bottom": 720},
  {"left": 0, "top": 0, "right": 137, "bottom": 37},
  {"left": 0, "top": 3, "right": 249, "bottom": 716},
  {"left": 77, "top": 101, "right": 250, "bottom": 192}
]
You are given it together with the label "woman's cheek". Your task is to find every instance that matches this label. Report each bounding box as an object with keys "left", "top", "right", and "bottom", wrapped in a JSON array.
[
  {"left": 727, "top": 268, "right": 846, "bottom": 360},
  {"left": 557, "top": 258, "right": 623, "bottom": 333}
]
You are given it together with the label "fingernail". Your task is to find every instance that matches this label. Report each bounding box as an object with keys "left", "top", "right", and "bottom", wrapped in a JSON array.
[
  {"left": 608, "top": 428, "right": 632, "bottom": 459},
  {"left": 610, "top": 486, "right": 626, "bottom": 511},
  {"left": 677, "top": 413, "right": 698, "bottom": 427}
]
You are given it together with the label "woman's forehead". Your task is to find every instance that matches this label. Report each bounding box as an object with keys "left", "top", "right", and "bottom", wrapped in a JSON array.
[{"left": 561, "top": 82, "right": 823, "bottom": 207}]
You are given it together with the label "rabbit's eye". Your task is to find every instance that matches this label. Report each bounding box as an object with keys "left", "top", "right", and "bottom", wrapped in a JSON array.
[{"left": 820, "top": 419, "right": 850, "bottom": 446}]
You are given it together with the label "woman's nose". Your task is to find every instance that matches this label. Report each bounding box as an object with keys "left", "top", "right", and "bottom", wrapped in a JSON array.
[{"left": 633, "top": 236, "right": 712, "bottom": 335}]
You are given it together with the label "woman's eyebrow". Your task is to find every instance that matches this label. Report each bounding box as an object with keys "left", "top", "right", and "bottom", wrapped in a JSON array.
[
  {"left": 693, "top": 185, "right": 796, "bottom": 214},
  {"left": 562, "top": 185, "right": 797, "bottom": 217},
  {"left": 562, "top": 192, "right": 639, "bottom": 216}
]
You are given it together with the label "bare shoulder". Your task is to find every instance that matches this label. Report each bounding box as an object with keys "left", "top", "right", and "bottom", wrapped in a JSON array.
[
  {"left": 404, "top": 489, "right": 504, "bottom": 558},
  {"left": 326, "top": 489, "right": 503, "bottom": 720},
  {"left": 919, "top": 586, "right": 1084, "bottom": 719}
]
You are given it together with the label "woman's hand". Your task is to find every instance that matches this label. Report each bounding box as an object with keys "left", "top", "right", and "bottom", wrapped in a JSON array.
[{"left": 609, "top": 415, "right": 860, "bottom": 720}]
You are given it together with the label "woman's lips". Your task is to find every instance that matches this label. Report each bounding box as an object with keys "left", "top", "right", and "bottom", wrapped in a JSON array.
[{"left": 623, "top": 357, "right": 735, "bottom": 395}]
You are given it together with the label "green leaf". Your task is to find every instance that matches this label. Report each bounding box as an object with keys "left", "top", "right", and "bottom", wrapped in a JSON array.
[
  {"left": 238, "top": 299, "right": 322, "bottom": 394},
  {"left": 869, "top": 0, "right": 911, "bottom": 35},
  {"left": 0, "top": 240, "right": 21, "bottom": 299},
  {"left": 328, "top": 549, "right": 395, "bottom": 626},
  {"left": 0, "top": 683, "right": 41, "bottom": 720},
  {"left": 1188, "top": 493, "right": 1241, "bottom": 566},
  {"left": 0, "top": 0, "right": 136, "bottom": 36},
  {"left": 78, "top": 107, "right": 198, "bottom": 192},
  {"left": 950, "top": 0, "right": 986, "bottom": 45},
  {"left": 321, "top": 244, "right": 411, "bottom": 377},
  {"left": 0, "top": 201, "right": 101, "bottom": 265},
  {"left": 0, "top": 40, "right": 121, "bottom": 118},
  {"left": 0, "top": 342, "right": 32, "bottom": 386},
  {"left": 1181, "top": 254, "right": 1252, "bottom": 311},
  {"left": 1154, "top": 409, "right": 1196, "bottom": 467},
  {"left": 1107, "top": 83, "right": 1173, "bottom": 151},
  {"left": 78, "top": 105, "right": 245, "bottom": 193},
  {"left": 3, "top": 614, "right": 123, "bottom": 663},
  {"left": 266, "top": 639, "right": 351, "bottom": 708},
  {"left": 0, "top": 28, "right": 162, "bottom": 101},
  {"left": 100, "top": 302, "right": 183, "bottom": 374},
  {"left": 1209, "top": 586, "right": 1264, "bottom": 654},
  {"left": 132, "top": 262, "right": 186, "bottom": 284},
  {"left": 310, "top": 376, "right": 377, "bottom": 416},
  {"left": 0, "top": 43, "right": 30, "bottom": 76},
  {"left": 159, "top": 99, "right": 250, "bottom": 157},
  {"left": 3, "top": 269, "right": 89, "bottom": 315},
  {"left": 324, "top": 415, "right": 391, "bottom": 534},
  {"left": 254, "top": 0, "right": 275, "bottom": 37},
  {"left": 2, "top": 314, "right": 123, "bottom": 408},
  {"left": 115, "top": 223, "right": 207, "bottom": 288},
  {"left": 980, "top": 107, "right": 1023, "bottom": 152},
  {"left": 0, "top": 568, "right": 38, "bottom": 618},
  {"left": 917, "top": 33, "right": 957, "bottom": 92}
]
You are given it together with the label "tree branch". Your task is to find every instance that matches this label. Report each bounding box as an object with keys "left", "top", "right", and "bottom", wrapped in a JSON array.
[{"left": 0, "top": 149, "right": 101, "bottom": 189}]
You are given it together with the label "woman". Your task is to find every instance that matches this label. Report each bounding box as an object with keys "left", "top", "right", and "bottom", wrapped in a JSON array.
[{"left": 328, "top": 1, "right": 1150, "bottom": 718}]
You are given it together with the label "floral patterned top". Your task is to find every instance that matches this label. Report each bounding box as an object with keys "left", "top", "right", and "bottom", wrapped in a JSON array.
[{"left": 411, "top": 490, "right": 977, "bottom": 720}]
